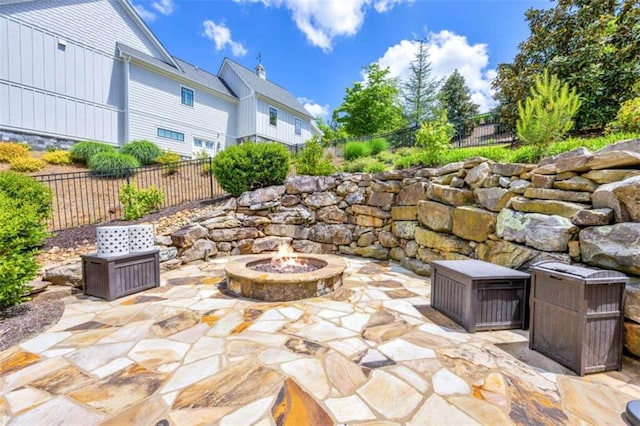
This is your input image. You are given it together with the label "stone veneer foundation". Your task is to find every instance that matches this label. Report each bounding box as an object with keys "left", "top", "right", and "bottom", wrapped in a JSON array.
[{"left": 224, "top": 254, "right": 347, "bottom": 301}]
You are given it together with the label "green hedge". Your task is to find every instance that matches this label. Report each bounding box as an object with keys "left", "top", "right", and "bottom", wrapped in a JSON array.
[{"left": 212, "top": 142, "right": 290, "bottom": 197}]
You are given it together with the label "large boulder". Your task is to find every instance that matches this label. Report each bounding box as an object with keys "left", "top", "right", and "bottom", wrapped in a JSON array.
[
  {"left": 396, "top": 182, "right": 429, "bottom": 205},
  {"left": 391, "top": 206, "right": 418, "bottom": 221},
  {"left": 474, "top": 187, "right": 515, "bottom": 212},
  {"left": 624, "top": 285, "right": 640, "bottom": 324},
  {"left": 350, "top": 205, "right": 391, "bottom": 218},
  {"left": 586, "top": 150, "right": 640, "bottom": 170},
  {"left": 309, "top": 223, "right": 353, "bottom": 245},
  {"left": 371, "top": 180, "right": 401, "bottom": 193},
  {"left": 200, "top": 216, "right": 242, "bottom": 230},
  {"left": 452, "top": 206, "right": 497, "bottom": 242},
  {"left": 354, "top": 244, "right": 389, "bottom": 260},
  {"left": 237, "top": 185, "right": 286, "bottom": 207},
  {"left": 251, "top": 236, "right": 292, "bottom": 253},
  {"left": 539, "top": 147, "right": 591, "bottom": 167},
  {"left": 496, "top": 209, "right": 578, "bottom": 252},
  {"left": 553, "top": 177, "right": 598, "bottom": 192},
  {"left": 582, "top": 169, "right": 639, "bottom": 184},
  {"left": 580, "top": 223, "right": 640, "bottom": 275},
  {"left": 392, "top": 221, "right": 418, "bottom": 239},
  {"left": 426, "top": 184, "right": 475, "bottom": 207},
  {"left": 414, "top": 227, "right": 473, "bottom": 255},
  {"left": 316, "top": 205, "right": 348, "bottom": 223},
  {"left": 292, "top": 240, "right": 333, "bottom": 254},
  {"left": 523, "top": 187, "right": 592, "bottom": 203},
  {"left": 476, "top": 240, "right": 570, "bottom": 270},
  {"left": 285, "top": 176, "right": 336, "bottom": 194},
  {"left": 355, "top": 215, "right": 385, "bottom": 227},
  {"left": 181, "top": 239, "right": 217, "bottom": 263},
  {"left": 465, "top": 162, "right": 491, "bottom": 187},
  {"left": 367, "top": 191, "right": 395, "bottom": 210},
  {"left": 171, "top": 224, "right": 208, "bottom": 248},
  {"left": 42, "top": 262, "right": 82, "bottom": 287},
  {"left": 269, "top": 207, "right": 314, "bottom": 224},
  {"left": 591, "top": 177, "right": 640, "bottom": 222},
  {"left": 571, "top": 209, "right": 613, "bottom": 226},
  {"left": 510, "top": 197, "right": 586, "bottom": 219},
  {"left": 490, "top": 163, "right": 534, "bottom": 177},
  {"left": 417, "top": 200, "right": 454, "bottom": 232},
  {"left": 264, "top": 224, "right": 310, "bottom": 239},
  {"left": 378, "top": 230, "right": 399, "bottom": 248},
  {"left": 209, "top": 227, "right": 259, "bottom": 242},
  {"left": 303, "top": 192, "right": 340, "bottom": 209},
  {"left": 596, "top": 138, "right": 640, "bottom": 154}
]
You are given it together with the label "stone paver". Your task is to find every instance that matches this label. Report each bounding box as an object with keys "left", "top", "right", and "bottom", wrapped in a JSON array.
[{"left": 2, "top": 256, "right": 640, "bottom": 424}]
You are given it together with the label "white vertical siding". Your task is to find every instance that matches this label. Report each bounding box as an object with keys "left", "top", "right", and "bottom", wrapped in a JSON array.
[
  {"left": 0, "top": 15, "right": 123, "bottom": 143},
  {"left": 255, "top": 98, "right": 314, "bottom": 144},
  {"left": 237, "top": 96, "right": 256, "bottom": 138},
  {"left": 128, "top": 64, "right": 237, "bottom": 158},
  {"left": 219, "top": 63, "right": 252, "bottom": 98},
  {"left": 0, "top": 0, "right": 165, "bottom": 59}
]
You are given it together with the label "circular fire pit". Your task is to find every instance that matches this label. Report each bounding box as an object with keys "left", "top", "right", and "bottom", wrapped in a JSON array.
[{"left": 224, "top": 254, "right": 347, "bottom": 301}]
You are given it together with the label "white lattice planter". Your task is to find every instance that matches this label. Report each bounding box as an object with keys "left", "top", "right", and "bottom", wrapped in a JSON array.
[
  {"left": 96, "top": 226, "right": 130, "bottom": 257},
  {"left": 129, "top": 225, "right": 155, "bottom": 253}
]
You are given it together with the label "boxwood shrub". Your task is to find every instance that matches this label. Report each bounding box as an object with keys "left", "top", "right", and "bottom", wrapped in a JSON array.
[
  {"left": 42, "top": 150, "right": 73, "bottom": 165},
  {"left": 119, "top": 140, "right": 163, "bottom": 165},
  {"left": 212, "top": 142, "right": 290, "bottom": 197},
  {"left": 0, "top": 171, "right": 52, "bottom": 220}
]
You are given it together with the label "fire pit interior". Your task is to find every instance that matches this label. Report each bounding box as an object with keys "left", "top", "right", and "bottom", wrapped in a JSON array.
[{"left": 224, "top": 244, "right": 347, "bottom": 301}]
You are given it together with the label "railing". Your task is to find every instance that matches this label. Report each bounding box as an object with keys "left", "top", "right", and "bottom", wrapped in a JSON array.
[
  {"left": 34, "top": 158, "right": 227, "bottom": 231},
  {"left": 327, "top": 113, "right": 515, "bottom": 156}
]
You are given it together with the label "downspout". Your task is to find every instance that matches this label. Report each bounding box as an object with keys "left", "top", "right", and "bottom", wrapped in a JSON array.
[{"left": 123, "top": 56, "right": 130, "bottom": 145}]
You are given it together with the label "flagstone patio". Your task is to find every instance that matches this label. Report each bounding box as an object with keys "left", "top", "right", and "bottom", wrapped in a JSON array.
[{"left": 1, "top": 256, "right": 639, "bottom": 425}]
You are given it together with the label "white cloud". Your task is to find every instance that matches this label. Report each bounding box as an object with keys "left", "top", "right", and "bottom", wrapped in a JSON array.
[
  {"left": 134, "top": 4, "right": 157, "bottom": 22},
  {"left": 152, "top": 0, "right": 175, "bottom": 15},
  {"left": 234, "top": 0, "right": 412, "bottom": 52},
  {"left": 202, "top": 20, "right": 248, "bottom": 57},
  {"left": 376, "top": 31, "right": 497, "bottom": 112},
  {"left": 299, "top": 97, "right": 330, "bottom": 119}
]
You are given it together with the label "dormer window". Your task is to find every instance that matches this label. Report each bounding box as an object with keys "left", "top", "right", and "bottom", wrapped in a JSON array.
[
  {"left": 181, "top": 87, "right": 194, "bottom": 106},
  {"left": 269, "top": 106, "right": 278, "bottom": 126}
]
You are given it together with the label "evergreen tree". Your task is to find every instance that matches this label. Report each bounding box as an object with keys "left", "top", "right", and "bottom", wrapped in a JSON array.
[
  {"left": 402, "top": 39, "right": 440, "bottom": 125},
  {"left": 438, "top": 70, "right": 479, "bottom": 133},
  {"left": 335, "top": 64, "right": 406, "bottom": 137},
  {"left": 517, "top": 70, "right": 581, "bottom": 158},
  {"left": 493, "top": 0, "right": 640, "bottom": 132}
]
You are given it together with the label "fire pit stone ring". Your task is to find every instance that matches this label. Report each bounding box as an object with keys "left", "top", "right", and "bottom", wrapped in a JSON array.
[{"left": 224, "top": 254, "right": 347, "bottom": 301}]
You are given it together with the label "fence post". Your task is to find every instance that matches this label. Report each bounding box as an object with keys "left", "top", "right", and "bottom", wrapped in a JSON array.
[
  {"left": 208, "top": 156, "right": 214, "bottom": 199},
  {"left": 125, "top": 167, "right": 131, "bottom": 185}
]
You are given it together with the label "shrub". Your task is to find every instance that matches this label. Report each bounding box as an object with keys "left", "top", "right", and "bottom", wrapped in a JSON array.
[
  {"left": 441, "top": 145, "right": 511, "bottom": 164},
  {"left": 0, "top": 171, "right": 52, "bottom": 220},
  {"left": 344, "top": 141, "right": 371, "bottom": 161},
  {"left": 517, "top": 70, "right": 581, "bottom": 160},
  {"left": 70, "top": 141, "right": 116, "bottom": 163},
  {"left": 414, "top": 112, "right": 455, "bottom": 166},
  {"left": 295, "top": 138, "right": 335, "bottom": 176},
  {"left": 42, "top": 150, "right": 73, "bottom": 165},
  {"left": 367, "top": 138, "right": 389, "bottom": 156},
  {"left": 0, "top": 193, "right": 49, "bottom": 309},
  {"left": 0, "top": 142, "right": 30, "bottom": 162},
  {"left": 119, "top": 140, "right": 163, "bottom": 165},
  {"left": 196, "top": 150, "right": 214, "bottom": 175},
  {"left": 9, "top": 157, "right": 45, "bottom": 172},
  {"left": 119, "top": 183, "right": 164, "bottom": 220},
  {"left": 155, "top": 151, "right": 182, "bottom": 175},
  {"left": 375, "top": 150, "right": 396, "bottom": 164},
  {"left": 393, "top": 150, "right": 428, "bottom": 169},
  {"left": 87, "top": 152, "right": 140, "bottom": 177},
  {"left": 212, "top": 142, "right": 290, "bottom": 197},
  {"left": 363, "top": 160, "right": 387, "bottom": 173},
  {"left": 341, "top": 157, "right": 382, "bottom": 173},
  {"left": 607, "top": 97, "right": 640, "bottom": 134}
]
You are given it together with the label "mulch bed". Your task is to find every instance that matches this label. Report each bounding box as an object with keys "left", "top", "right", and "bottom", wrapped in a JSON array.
[{"left": 0, "top": 299, "right": 65, "bottom": 352}]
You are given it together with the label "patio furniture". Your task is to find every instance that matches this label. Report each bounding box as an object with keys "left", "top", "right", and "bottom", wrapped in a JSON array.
[
  {"left": 431, "top": 259, "right": 531, "bottom": 332},
  {"left": 529, "top": 261, "right": 628, "bottom": 376},
  {"left": 81, "top": 249, "right": 160, "bottom": 301}
]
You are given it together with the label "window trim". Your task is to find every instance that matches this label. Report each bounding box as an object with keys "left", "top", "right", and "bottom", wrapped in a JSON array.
[
  {"left": 181, "top": 86, "right": 194, "bottom": 107},
  {"left": 157, "top": 127, "right": 184, "bottom": 141},
  {"left": 294, "top": 117, "right": 302, "bottom": 136},
  {"left": 268, "top": 106, "right": 278, "bottom": 127}
]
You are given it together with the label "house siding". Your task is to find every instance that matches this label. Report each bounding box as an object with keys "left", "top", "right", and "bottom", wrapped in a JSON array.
[
  {"left": 219, "top": 63, "right": 251, "bottom": 98},
  {"left": 128, "top": 63, "right": 237, "bottom": 157},
  {"left": 0, "top": 14, "right": 122, "bottom": 143},
  {"left": 0, "top": 0, "right": 165, "bottom": 59},
  {"left": 256, "top": 98, "right": 313, "bottom": 144}
]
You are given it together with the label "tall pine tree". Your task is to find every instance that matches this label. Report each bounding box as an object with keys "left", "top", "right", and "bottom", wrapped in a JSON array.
[
  {"left": 402, "top": 39, "right": 440, "bottom": 125},
  {"left": 438, "top": 70, "right": 479, "bottom": 131}
]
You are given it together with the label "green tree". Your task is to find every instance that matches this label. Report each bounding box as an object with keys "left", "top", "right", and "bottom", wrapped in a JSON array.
[
  {"left": 335, "top": 63, "right": 406, "bottom": 137},
  {"left": 517, "top": 70, "right": 581, "bottom": 158},
  {"left": 402, "top": 39, "right": 440, "bottom": 125},
  {"left": 438, "top": 70, "right": 479, "bottom": 131},
  {"left": 493, "top": 0, "right": 640, "bottom": 132}
]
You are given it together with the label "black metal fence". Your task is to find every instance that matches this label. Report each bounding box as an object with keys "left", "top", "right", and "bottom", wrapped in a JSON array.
[
  {"left": 327, "top": 113, "right": 515, "bottom": 156},
  {"left": 34, "top": 158, "right": 227, "bottom": 231}
]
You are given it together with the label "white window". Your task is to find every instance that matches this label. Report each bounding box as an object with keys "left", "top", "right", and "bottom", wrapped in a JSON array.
[
  {"left": 194, "top": 137, "right": 217, "bottom": 156},
  {"left": 158, "top": 128, "right": 184, "bottom": 141},
  {"left": 295, "top": 118, "right": 302, "bottom": 135},
  {"left": 181, "top": 87, "right": 194, "bottom": 106},
  {"left": 269, "top": 106, "right": 278, "bottom": 126}
]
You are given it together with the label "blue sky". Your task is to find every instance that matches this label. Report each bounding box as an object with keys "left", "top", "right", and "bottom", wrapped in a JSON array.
[{"left": 133, "top": 0, "right": 553, "bottom": 118}]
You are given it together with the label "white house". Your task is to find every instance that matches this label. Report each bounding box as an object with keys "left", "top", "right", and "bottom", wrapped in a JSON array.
[{"left": 0, "top": 0, "right": 320, "bottom": 158}]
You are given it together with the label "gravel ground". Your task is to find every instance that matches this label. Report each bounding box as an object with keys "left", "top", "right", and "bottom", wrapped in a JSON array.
[{"left": 0, "top": 299, "right": 65, "bottom": 351}]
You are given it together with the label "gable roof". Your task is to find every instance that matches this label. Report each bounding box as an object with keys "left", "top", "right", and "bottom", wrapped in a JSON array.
[
  {"left": 222, "top": 59, "right": 314, "bottom": 119},
  {"left": 117, "top": 43, "right": 236, "bottom": 99},
  {"left": 1, "top": 0, "right": 181, "bottom": 70}
]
